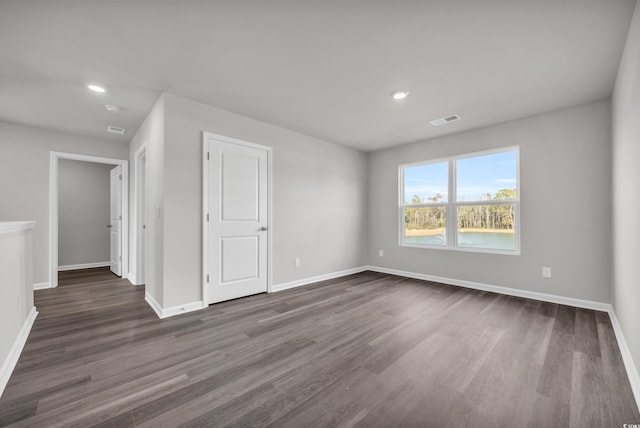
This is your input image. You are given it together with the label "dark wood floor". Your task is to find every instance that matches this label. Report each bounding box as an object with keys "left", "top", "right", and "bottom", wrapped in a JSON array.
[{"left": 0, "top": 268, "right": 638, "bottom": 427}]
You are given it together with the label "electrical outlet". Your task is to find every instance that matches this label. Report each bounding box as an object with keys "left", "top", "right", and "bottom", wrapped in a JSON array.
[
  {"left": 294, "top": 258, "right": 301, "bottom": 268},
  {"left": 379, "top": 249, "right": 384, "bottom": 257},
  {"left": 542, "top": 267, "right": 551, "bottom": 278}
]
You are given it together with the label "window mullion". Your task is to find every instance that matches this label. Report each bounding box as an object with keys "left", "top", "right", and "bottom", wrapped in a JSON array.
[
  {"left": 402, "top": 203, "right": 449, "bottom": 209},
  {"left": 455, "top": 200, "right": 519, "bottom": 206},
  {"left": 449, "top": 158, "right": 455, "bottom": 248}
]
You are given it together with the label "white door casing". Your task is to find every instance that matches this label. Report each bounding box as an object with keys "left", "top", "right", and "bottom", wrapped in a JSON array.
[
  {"left": 203, "top": 133, "right": 271, "bottom": 305},
  {"left": 135, "top": 146, "right": 147, "bottom": 285},
  {"left": 110, "top": 165, "right": 122, "bottom": 276},
  {"left": 49, "top": 152, "right": 128, "bottom": 288}
]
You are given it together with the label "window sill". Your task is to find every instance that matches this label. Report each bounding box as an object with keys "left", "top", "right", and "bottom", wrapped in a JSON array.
[{"left": 399, "top": 242, "right": 520, "bottom": 256}]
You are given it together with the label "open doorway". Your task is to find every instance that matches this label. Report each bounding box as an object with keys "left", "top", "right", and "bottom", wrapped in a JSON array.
[
  {"left": 58, "top": 159, "right": 113, "bottom": 274},
  {"left": 49, "top": 152, "right": 128, "bottom": 288}
]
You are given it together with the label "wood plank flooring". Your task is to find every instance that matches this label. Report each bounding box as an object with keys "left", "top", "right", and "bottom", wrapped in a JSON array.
[{"left": 0, "top": 268, "right": 638, "bottom": 427}]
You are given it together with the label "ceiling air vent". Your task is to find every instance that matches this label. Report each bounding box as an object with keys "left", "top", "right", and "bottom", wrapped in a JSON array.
[
  {"left": 430, "top": 114, "right": 461, "bottom": 126},
  {"left": 107, "top": 125, "right": 126, "bottom": 135}
]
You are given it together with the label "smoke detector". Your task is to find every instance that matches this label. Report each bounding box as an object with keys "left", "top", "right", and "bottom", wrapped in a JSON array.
[
  {"left": 106, "top": 125, "right": 126, "bottom": 135},
  {"left": 105, "top": 104, "right": 120, "bottom": 113},
  {"left": 430, "top": 114, "right": 461, "bottom": 126}
]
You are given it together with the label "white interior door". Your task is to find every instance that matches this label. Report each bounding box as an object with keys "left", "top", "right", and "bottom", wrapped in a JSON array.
[
  {"left": 110, "top": 165, "right": 122, "bottom": 276},
  {"left": 205, "top": 136, "right": 269, "bottom": 304}
]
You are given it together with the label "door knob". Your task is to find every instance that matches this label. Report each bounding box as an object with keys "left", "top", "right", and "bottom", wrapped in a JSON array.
[
  {"left": 260, "top": 226, "right": 268, "bottom": 231},
  {"left": 106, "top": 225, "right": 112, "bottom": 228}
]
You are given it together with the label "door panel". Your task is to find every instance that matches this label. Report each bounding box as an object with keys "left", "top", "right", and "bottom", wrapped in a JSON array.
[
  {"left": 206, "top": 136, "right": 269, "bottom": 304},
  {"left": 110, "top": 165, "right": 122, "bottom": 276},
  {"left": 222, "top": 153, "right": 259, "bottom": 221},
  {"left": 221, "top": 236, "right": 259, "bottom": 283}
]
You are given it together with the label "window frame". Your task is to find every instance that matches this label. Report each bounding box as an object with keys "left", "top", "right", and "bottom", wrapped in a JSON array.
[{"left": 398, "top": 146, "right": 520, "bottom": 255}]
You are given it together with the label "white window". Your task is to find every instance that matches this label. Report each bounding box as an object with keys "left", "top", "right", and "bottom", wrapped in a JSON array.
[{"left": 399, "top": 147, "right": 519, "bottom": 255}]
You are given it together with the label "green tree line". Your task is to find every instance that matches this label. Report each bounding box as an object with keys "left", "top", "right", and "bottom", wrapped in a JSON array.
[{"left": 405, "top": 189, "right": 516, "bottom": 231}]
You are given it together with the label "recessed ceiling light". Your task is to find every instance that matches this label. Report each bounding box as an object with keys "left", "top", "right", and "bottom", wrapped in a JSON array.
[
  {"left": 87, "top": 84, "right": 106, "bottom": 93},
  {"left": 391, "top": 90, "right": 409, "bottom": 100}
]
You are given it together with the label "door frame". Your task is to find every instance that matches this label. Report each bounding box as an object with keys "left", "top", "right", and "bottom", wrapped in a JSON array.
[
  {"left": 133, "top": 143, "right": 147, "bottom": 285},
  {"left": 109, "top": 165, "right": 124, "bottom": 276},
  {"left": 202, "top": 131, "right": 273, "bottom": 306},
  {"left": 49, "top": 152, "right": 129, "bottom": 288}
]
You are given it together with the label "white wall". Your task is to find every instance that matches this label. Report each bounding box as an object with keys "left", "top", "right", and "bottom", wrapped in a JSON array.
[
  {"left": 58, "top": 159, "right": 112, "bottom": 267},
  {"left": 0, "top": 222, "right": 35, "bottom": 395},
  {"left": 161, "top": 93, "right": 369, "bottom": 306},
  {"left": 134, "top": 93, "right": 368, "bottom": 308},
  {"left": 368, "top": 100, "right": 612, "bottom": 303},
  {"left": 612, "top": 0, "right": 640, "bottom": 385},
  {"left": 0, "top": 121, "right": 129, "bottom": 286},
  {"left": 129, "top": 96, "right": 164, "bottom": 304}
]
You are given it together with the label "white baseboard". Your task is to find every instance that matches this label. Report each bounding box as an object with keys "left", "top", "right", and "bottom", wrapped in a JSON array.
[
  {"left": 365, "top": 265, "right": 612, "bottom": 312},
  {"left": 33, "top": 282, "right": 52, "bottom": 290},
  {"left": 272, "top": 266, "right": 368, "bottom": 293},
  {"left": 126, "top": 273, "right": 140, "bottom": 286},
  {"left": 607, "top": 309, "right": 640, "bottom": 412},
  {"left": 365, "top": 265, "right": 640, "bottom": 410},
  {"left": 161, "top": 301, "right": 205, "bottom": 318},
  {"left": 145, "top": 292, "right": 204, "bottom": 319},
  {"left": 145, "top": 292, "right": 163, "bottom": 318},
  {"left": 0, "top": 307, "right": 38, "bottom": 397},
  {"left": 58, "top": 261, "right": 110, "bottom": 271}
]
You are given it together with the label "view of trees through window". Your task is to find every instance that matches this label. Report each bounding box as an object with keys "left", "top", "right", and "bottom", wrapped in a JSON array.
[{"left": 401, "top": 148, "right": 519, "bottom": 252}]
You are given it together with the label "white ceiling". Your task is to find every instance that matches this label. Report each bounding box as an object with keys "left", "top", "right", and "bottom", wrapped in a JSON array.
[{"left": 0, "top": 0, "right": 635, "bottom": 152}]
